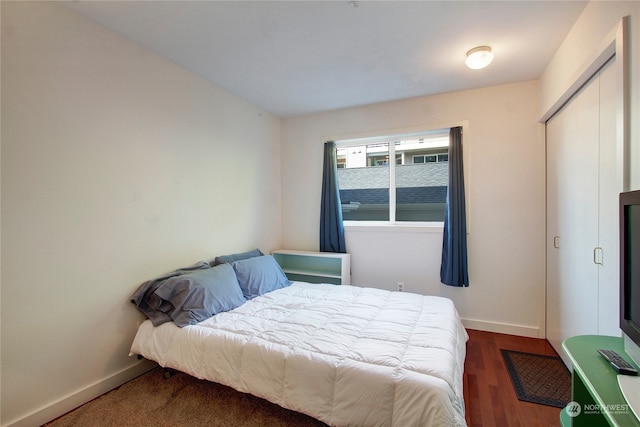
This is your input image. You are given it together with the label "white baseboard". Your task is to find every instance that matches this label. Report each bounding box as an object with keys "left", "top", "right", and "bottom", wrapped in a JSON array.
[
  {"left": 4, "top": 359, "right": 156, "bottom": 427},
  {"left": 462, "top": 318, "right": 543, "bottom": 339}
]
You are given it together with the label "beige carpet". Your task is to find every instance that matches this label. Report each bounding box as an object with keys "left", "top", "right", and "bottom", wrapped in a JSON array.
[{"left": 43, "top": 367, "right": 329, "bottom": 427}]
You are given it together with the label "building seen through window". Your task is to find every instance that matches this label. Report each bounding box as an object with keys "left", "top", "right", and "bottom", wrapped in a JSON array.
[{"left": 337, "top": 130, "right": 449, "bottom": 222}]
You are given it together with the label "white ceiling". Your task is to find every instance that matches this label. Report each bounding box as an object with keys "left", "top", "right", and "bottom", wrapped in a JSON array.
[{"left": 65, "top": 1, "right": 588, "bottom": 118}]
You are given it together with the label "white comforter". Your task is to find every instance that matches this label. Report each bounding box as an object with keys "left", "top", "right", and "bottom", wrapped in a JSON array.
[{"left": 130, "top": 282, "right": 468, "bottom": 427}]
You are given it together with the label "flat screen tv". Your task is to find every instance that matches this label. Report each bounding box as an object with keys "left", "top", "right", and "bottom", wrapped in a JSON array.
[
  {"left": 619, "top": 190, "right": 640, "bottom": 420},
  {"left": 621, "top": 189, "right": 640, "bottom": 366}
]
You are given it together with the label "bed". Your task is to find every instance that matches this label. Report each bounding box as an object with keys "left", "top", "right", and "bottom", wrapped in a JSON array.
[{"left": 130, "top": 252, "right": 468, "bottom": 427}]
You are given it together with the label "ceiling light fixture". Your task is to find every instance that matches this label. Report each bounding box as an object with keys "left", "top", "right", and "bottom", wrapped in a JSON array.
[{"left": 465, "top": 46, "right": 494, "bottom": 70}]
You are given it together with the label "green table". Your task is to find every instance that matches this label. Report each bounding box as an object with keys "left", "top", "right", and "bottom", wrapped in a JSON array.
[{"left": 562, "top": 335, "right": 640, "bottom": 426}]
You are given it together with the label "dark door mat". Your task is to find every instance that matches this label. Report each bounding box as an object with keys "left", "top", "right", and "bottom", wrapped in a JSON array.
[{"left": 500, "top": 349, "right": 571, "bottom": 408}]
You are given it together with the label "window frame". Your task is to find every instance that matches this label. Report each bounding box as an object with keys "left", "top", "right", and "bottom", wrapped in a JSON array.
[
  {"left": 332, "top": 123, "right": 468, "bottom": 229},
  {"left": 332, "top": 123, "right": 460, "bottom": 227}
]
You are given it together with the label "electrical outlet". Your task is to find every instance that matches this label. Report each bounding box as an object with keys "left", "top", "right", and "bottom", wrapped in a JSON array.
[{"left": 397, "top": 282, "right": 404, "bottom": 292}]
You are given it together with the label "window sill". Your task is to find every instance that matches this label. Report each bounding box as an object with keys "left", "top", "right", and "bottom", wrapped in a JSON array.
[{"left": 343, "top": 221, "right": 444, "bottom": 233}]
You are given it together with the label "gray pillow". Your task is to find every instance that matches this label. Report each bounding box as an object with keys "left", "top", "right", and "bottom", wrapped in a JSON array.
[
  {"left": 131, "top": 261, "right": 211, "bottom": 326},
  {"left": 213, "top": 248, "right": 263, "bottom": 266},
  {"left": 232, "top": 255, "right": 292, "bottom": 300},
  {"left": 154, "top": 263, "right": 246, "bottom": 327}
]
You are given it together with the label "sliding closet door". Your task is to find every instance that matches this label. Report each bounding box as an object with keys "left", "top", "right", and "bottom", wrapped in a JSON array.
[
  {"left": 546, "top": 57, "right": 618, "bottom": 363},
  {"left": 546, "top": 72, "right": 600, "bottom": 359},
  {"left": 597, "top": 59, "right": 620, "bottom": 337},
  {"left": 545, "top": 104, "right": 563, "bottom": 353}
]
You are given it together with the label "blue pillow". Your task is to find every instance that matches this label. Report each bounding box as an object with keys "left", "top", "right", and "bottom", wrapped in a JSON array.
[
  {"left": 232, "top": 255, "right": 292, "bottom": 300},
  {"left": 212, "top": 248, "right": 263, "bottom": 266},
  {"left": 154, "top": 263, "right": 246, "bottom": 327}
]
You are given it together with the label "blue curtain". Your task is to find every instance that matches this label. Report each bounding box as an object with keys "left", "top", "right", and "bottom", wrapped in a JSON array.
[
  {"left": 441, "top": 127, "right": 469, "bottom": 287},
  {"left": 320, "top": 141, "right": 346, "bottom": 253}
]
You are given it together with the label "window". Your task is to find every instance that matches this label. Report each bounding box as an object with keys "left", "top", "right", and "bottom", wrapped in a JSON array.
[
  {"left": 336, "top": 129, "right": 449, "bottom": 223},
  {"left": 412, "top": 153, "right": 449, "bottom": 164},
  {"left": 337, "top": 142, "right": 391, "bottom": 221}
]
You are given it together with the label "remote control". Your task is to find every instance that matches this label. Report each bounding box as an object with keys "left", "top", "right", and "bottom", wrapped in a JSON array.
[{"left": 597, "top": 349, "right": 638, "bottom": 376}]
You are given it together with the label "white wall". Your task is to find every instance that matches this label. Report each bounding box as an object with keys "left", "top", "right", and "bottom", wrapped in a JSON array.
[
  {"left": 1, "top": 2, "right": 282, "bottom": 426},
  {"left": 282, "top": 80, "right": 546, "bottom": 338},
  {"left": 540, "top": 0, "right": 640, "bottom": 188}
]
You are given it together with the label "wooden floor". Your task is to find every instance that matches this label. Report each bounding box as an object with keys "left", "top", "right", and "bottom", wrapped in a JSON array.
[{"left": 463, "top": 329, "right": 563, "bottom": 427}]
